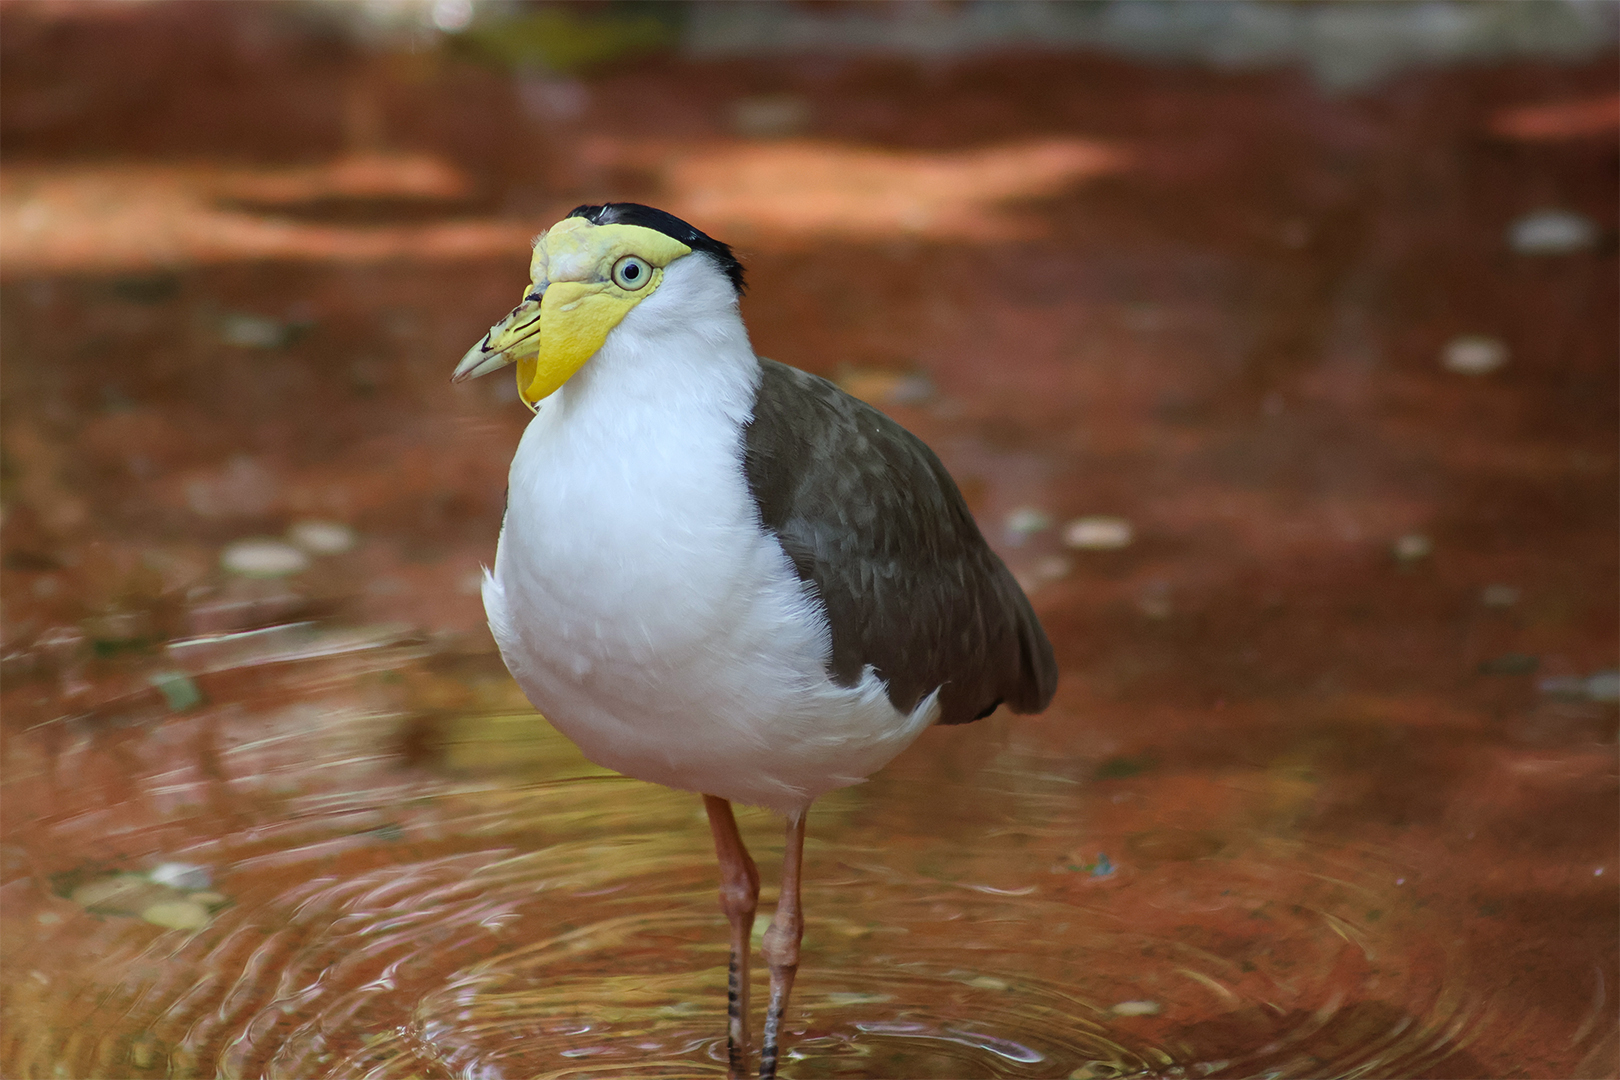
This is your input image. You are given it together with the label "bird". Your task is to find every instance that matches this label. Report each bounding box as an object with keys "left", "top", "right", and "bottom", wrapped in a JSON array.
[{"left": 451, "top": 203, "right": 1057, "bottom": 1079}]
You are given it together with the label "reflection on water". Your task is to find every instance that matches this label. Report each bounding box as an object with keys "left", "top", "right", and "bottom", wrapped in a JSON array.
[{"left": 5, "top": 623, "right": 1596, "bottom": 1079}]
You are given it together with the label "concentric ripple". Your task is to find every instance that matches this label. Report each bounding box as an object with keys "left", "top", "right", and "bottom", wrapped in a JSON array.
[{"left": 0, "top": 631, "right": 1603, "bottom": 1078}]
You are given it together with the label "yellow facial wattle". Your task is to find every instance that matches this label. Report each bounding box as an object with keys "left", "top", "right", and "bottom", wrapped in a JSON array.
[{"left": 450, "top": 217, "right": 693, "bottom": 408}]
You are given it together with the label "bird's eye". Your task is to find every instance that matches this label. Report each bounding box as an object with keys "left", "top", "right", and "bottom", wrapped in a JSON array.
[{"left": 612, "top": 256, "right": 652, "bottom": 290}]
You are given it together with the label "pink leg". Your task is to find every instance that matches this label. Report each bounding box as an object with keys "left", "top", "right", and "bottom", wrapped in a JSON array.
[
  {"left": 704, "top": 795, "right": 761, "bottom": 1080},
  {"left": 759, "top": 811, "right": 807, "bottom": 1080}
]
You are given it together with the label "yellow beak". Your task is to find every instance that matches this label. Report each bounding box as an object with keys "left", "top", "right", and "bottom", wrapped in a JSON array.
[
  {"left": 452, "top": 281, "right": 649, "bottom": 407},
  {"left": 451, "top": 217, "right": 693, "bottom": 408}
]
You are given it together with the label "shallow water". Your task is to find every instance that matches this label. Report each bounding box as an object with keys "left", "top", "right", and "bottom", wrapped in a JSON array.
[
  {"left": 3, "top": 625, "right": 1611, "bottom": 1079},
  {"left": 2, "top": 6, "right": 1617, "bottom": 1077}
]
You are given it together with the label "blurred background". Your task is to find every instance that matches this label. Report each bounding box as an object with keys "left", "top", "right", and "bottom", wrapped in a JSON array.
[{"left": 1, "top": 2, "right": 1616, "bottom": 1077}]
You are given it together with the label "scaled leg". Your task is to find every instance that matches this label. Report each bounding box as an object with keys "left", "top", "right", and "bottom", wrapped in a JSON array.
[
  {"left": 759, "top": 811, "right": 807, "bottom": 1080},
  {"left": 704, "top": 795, "right": 761, "bottom": 1080}
]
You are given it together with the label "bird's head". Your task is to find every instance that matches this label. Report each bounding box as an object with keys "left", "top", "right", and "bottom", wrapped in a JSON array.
[{"left": 452, "top": 203, "right": 745, "bottom": 408}]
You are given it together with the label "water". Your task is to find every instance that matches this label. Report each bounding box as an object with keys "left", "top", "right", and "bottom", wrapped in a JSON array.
[
  {"left": 2, "top": 10, "right": 1616, "bottom": 1076},
  {"left": 6, "top": 625, "right": 1602, "bottom": 1079}
]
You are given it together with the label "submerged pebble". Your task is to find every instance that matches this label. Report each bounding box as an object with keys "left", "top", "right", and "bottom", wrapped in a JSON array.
[
  {"left": 218, "top": 312, "right": 298, "bottom": 349},
  {"left": 1441, "top": 335, "right": 1508, "bottom": 375},
  {"left": 147, "top": 670, "right": 203, "bottom": 712},
  {"left": 128, "top": 1036, "right": 163, "bottom": 1070},
  {"left": 287, "top": 519, "right": 357, "bottom": 555},
  {"left": 1538, "top": 676, "right": 1587, "bottom": 700},
  {"left": 1480, "top": 584, "right": 1521, "bottom": 608},
  {"left": 1003, "top": 507, "right": 1052, "bottom": 544},
  {"left": 140, "top": 900, "right": 210, "bottom": 931},
  {"left": 148, "top": 863, "right": 211, "bottom": 890},
  {"left": 1110, "top": 1000, "right": 1162, "bottom": 1016},
  {"left": 1063, "top": 516, "right": 1134, "bottom": 551},
  {"left": 1584, "top": 671, "right": 1620, "bottom": 704},
  {"left": 1392, "top": 533, "right": 1432, "bottom": 563},
  {"left": 1508, "top": 208, "right": 1599, "bottom": 255},
  {"left": 221, "top": 539, "right": 310, "bottom": 578}
]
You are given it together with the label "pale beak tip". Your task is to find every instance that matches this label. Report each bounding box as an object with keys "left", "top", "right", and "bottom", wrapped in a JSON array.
[{"left": 451, "top": 338, "right": 509, "bottom": 383}]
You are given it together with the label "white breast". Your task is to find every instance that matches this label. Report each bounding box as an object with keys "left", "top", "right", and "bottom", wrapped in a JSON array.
[{"left": 481, "top": 258, "right": 937, "bottom": 814}]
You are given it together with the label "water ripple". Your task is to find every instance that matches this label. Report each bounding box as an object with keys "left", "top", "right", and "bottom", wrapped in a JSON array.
[{"left": 1, "top": 639, "right": 1598, "bottom": 1078}]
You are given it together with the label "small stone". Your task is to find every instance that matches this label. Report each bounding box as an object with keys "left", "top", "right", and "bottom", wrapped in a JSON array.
[
  {"left": 429, "top": 0, "right": 473, "bottom": 33},
  {"left": 1004, "top": 507, "right": 1052, "bottom": 544},
  {"left": 967, "top": 975, "right": 1009, "bottom": 991},
  {"left": 287, "top": 520, "right": 356, "bottom": 555},
  {"left": 1587, "top": 671, "right": 1620, "bottom": 704},
  {"left": 140, "top": 900, "right": 210, "bottom": 931},
  {"left": 148, "top": 863, "right": 211, "bottom": 890},
  {"left": 1392, "top": 533, "right": 1432, "bottom": 562},
  {"left": 129, "top": 1034, "right": 162, "bottom": 1070},
  {"left": 219, "top": 313, "right": 294, "bottom": 349},
  {"left": 1508, "top": 209, "right": 1599, "bottom": 255},
  {"left": 1480, "top": 584, "right": 1520, "bottom": 608},
  {"left": 1539, "top": 675, "right": 1587, "bottom": 700},
  {"left": 1441, "top": 335, "right": 1508, "bottom": 375},
  {"left": 220, "top": 539, "right": 310, "bottom": 578},
  {"left": 1111, "top": 1000, "right": 1162, "bottom": 1016},
  {"left": 1063, "top": 516, "right": 1134, "bottom": 551},
  {"left": 148, "top": 670, "right": 203, "bottom": 712}
]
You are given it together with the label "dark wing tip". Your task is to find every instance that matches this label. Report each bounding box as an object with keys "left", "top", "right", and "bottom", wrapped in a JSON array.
[{"left": 1009, "top": 589, "right": 1059, "bottom": 714}]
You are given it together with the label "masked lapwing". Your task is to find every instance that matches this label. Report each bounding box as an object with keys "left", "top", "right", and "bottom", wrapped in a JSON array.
[{"left": 452, "top": 203, "right": 1057, "bottom": 1078}]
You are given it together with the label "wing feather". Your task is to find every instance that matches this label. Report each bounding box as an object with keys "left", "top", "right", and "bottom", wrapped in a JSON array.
[{"left": 742, "top": 359, "right": 1057, "bottom": 725}]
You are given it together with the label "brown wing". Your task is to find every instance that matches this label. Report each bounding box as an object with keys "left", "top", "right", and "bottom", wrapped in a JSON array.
[{"left": 742, "top": 359, "right": 1057, "bottom": 725}]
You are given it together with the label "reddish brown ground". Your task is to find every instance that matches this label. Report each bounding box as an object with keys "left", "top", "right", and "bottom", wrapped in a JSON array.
[{"left": 1, "top": 4, "right": 1615, "bottom": 1079}]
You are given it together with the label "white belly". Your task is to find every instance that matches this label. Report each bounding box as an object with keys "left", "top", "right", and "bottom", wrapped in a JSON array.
[{"left": 481, "top": 349, "right": 936, "bottom": 814}]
